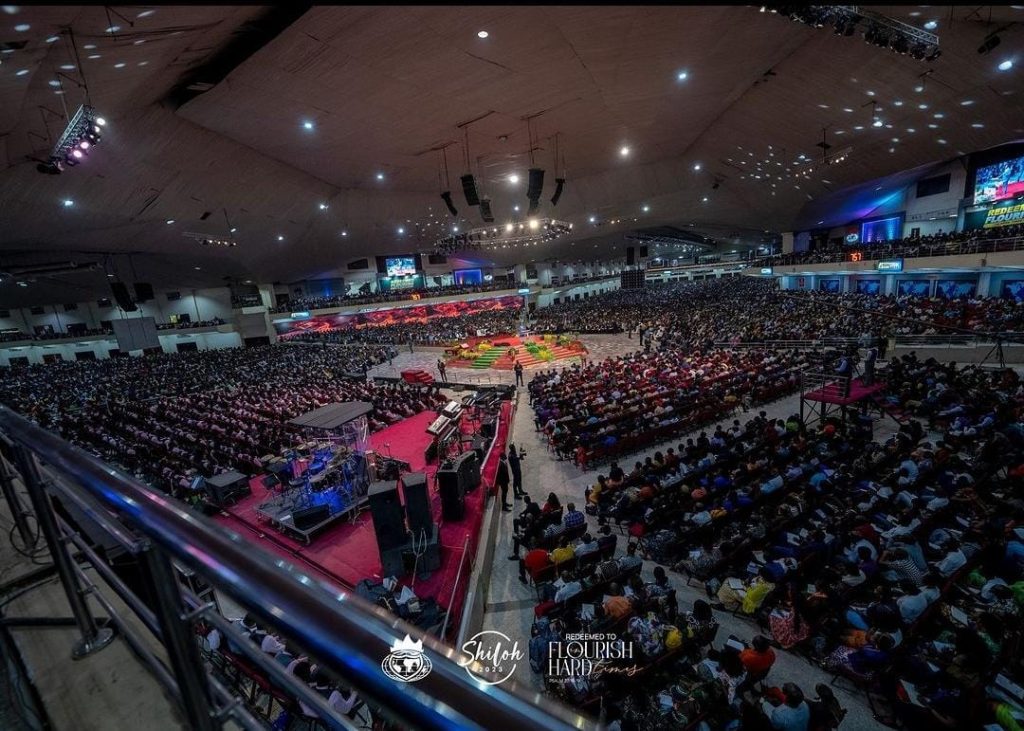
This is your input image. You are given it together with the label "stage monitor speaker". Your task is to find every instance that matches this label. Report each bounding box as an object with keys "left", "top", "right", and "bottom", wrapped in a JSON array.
[
  {"left": 480, "top": 419, "right": 496, "bottom": 439},
  {"left": 472, "top": 437, "right": 488, "bottom": 464},
  {"left": 437, "top": 469, "right": 465, "bottom": 521},
  {"left": 368, "top": 481, "right": 407, "bottom": 550},
  {"left": 416, "top": 524, "right": 442, "bottom": 573},
  {"left": 110, "top": 282, "right": 137, "bottom": 312},
  {"left": 626, "top": 246, "right": 636, "bottom": 266},
  {"left": 461, "top": 174, "right": 480, "bottom": 206},
  {"left": 293, "top": 504, "right": 330, "bottom": 531},
  {"left": 133, "top": 282, "right": 154, "bottom": 302},
  {"left": 527, "top": 168, "right": 545, "bottom": 202},
  {"left": 402, "top": 472, "right": 432, "bottom": 534}
]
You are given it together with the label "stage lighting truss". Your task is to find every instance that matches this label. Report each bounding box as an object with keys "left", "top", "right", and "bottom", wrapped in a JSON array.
[
  {"left": 761, "top": 5, "right": 940, "bottom": 61},
  {"left": 38, "top": 104, "right": 105, "bottom": 174},
  {"left": 795, "top": 145, "right": 854, "bottom": 179},
  {"left": 426, "top": 218, "right": 573, "bottom": 255},
  {"left": 182, "top": 231, "right": 238, "bottom": 248}
]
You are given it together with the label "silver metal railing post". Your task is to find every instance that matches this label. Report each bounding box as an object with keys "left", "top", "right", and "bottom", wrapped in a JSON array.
[
  {"left": 10, "top": 444, "right": 115, "bottom": 659},
  {"left": 141, "top": 546, "right": 218, "bottom": 731}
]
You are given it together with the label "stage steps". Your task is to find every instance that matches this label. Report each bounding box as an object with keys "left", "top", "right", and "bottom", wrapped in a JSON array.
[{"left": 470, "top": 347, "right": 504, "bottom": 368}]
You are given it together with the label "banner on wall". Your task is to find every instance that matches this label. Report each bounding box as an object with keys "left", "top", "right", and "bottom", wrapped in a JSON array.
[
  {"left": 981, "top": 202, "right": 1024, "bottom": 229},
  {"left": 273, "top": 294, "right": 523, "bottom": 336}
]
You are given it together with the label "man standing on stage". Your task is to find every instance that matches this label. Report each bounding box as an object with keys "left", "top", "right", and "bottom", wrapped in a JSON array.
[
  {"left": 514, "top": 361, "right": 524, "bottom": 386},
  {"left": 496, "top": 453, "right": 512, "bottom": 511},
  {"left": 437, "top": 358, "right": 448, "bottom": 383},
  {"left": 508, "top": 443, "right": 525, "bottom": 499}
]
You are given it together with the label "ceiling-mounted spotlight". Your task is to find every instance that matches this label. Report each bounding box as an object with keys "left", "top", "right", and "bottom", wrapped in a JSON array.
[
  {"left": 440, "top": 191, "right": 458, "bottom": 216},
  {"left": 550, "top": 178, "right": 565, "bottom": 206}
]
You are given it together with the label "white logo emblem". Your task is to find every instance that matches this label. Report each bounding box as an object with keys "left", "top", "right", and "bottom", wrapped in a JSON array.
[
  {"left": 381, "top": 634, "right": 432, "bottom": 683},
  {"left": 459, "top": 630, "right": 524, "bottom": 685}
]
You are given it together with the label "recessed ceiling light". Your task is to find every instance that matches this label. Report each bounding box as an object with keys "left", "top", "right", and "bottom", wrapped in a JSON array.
[
  {"left": 853, "top": 125, "right": 863, "bottom": 130},
  {"left": 701, "top": 196, "right": 709, "bottom": 203},
  {"left": 933, "top": 112, "right": 944, "bottom": 118},
  {"left": 924, "top": 20, "right": 938, "bottom": 30},
  {"left": 998, "top": 59, "right": 1014, "bottom": 71},
  {"left": 918, "top": 103, "right": 928, "bottom": 109},
  {"left": 817, "top": 103, "right": 829, "bottom": 109},
  {"left": 937, "top": 138, "right": 947, "bottom": 144},
  {"left": 15, "top": 68, "right": 27, "bottom": 76},
  {"left": 477, "top": 30, "right": 488, "bottom": 39},
  {"left": 88, "top": 54, "right": 101, "bottom": 59},
  {"left": 48, "top": 79, "right": 60, "bottom": 87},
  {"left": 397, "top": 227, "right": 404, "bottom": 234},
  {"left": 842, "top": 107, "right": 854, "bottom": 113},
  {"left": 619, "top": 146, "right": 630, "bottom": 157},
  {"left": 302, "top": 120, "right": 314, "bottom": 130},
  {"left": 14, "top": 23, "right": 29, "bottom": 31},
  {"left": 375, "top": 172, "right": 385, "bottom": 181},
  {"left": 928, "top": 123, "right": 938, "bottom": 129},
  {"left": 641, "top": 204, "right": 650, "bottom": 212},
  {"left": 893, "top": 100, "right": 903, "bottom": 106},
  {"left": 105, "top": 25, "right": 120, "bottom": 33},
  {"left": 114, "top": 62, "right": 125, "bottom": 68},
  {"left": 508, "top": 173, "right": 519, "bottom": 184},
  {"left": 588, "top": 216, "right": 596, "bottom": 223},
  {"left": 45, "top": 35, "right": 59, "bottom": 43},
  {"left": 138, "top": 61, "right": 148, "bottom": 66},
  {"left": 137, "top": 9, "right": 155, "bottom": 17},
  {"left": 914, "top": 84, "right": 925, "bottom": 93},
  {"left": 972, "top": 122, "right": 984, "bottom": 128},
  {"left": 676, "top": 70, "right": 689, "bottom": 81},
  {"left": 277, "top": 235, "right": 284, "bottom": 241},
  {"left": 194, "top": 267, "right": 201, "bottom": 271},
  {"left": 866, "top": 90, "right": 876, "bottom": 96},
  {"left": 230, "top": 228, "right": 237, "bottom": 233},
  {"left": 341, "top": 230, "right": 348, "bottom": 237},
  {"left": 693, "top": 162, "right": 702, "bottom": 171},
  {"left": 960, "top": 99, "right": 975, "bottom": 106},
  {"left": 513, "top": 204, "right": 520, "bottom": 212},
  {"left": 83, "top": 44, "right": 95, "bottom": 49},
  {"left": 165, "top": 219, "right": 175, "bottom": 224},
  {"left": 17, "top": 281, "right": 27, "bottom": 287},
  {"left": 907, "top": 128, "right": 916, "bottom": 133},
  {"left": 318, "top": 202, "right": 328, "bottom": 210},
  {"left": 59, "top": 64, "right": 75, "bottom": 70},
  {"left": 62, "top": 199, "right": 74, "bottom": 207},
  {"left": 133, "top": 39, "right": 145, "bottom": 45}
]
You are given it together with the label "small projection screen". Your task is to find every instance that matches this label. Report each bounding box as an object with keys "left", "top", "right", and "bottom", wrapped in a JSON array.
[{"left": 112, "top": 317, "right": 160, "bottom": 352}]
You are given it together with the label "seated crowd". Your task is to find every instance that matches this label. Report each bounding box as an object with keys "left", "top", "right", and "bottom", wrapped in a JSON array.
[
  {"left": 281, "top": 308, "right": 522, "bottom": 347},
  {"left": 529, "top": 352, "right": 1023, "bottom": 730},
  {"left": 269, "top": 280, "right": 512, "bottom": 313},
  {"left": 0, "top": 343, "right": 446, "bottom": 496}
]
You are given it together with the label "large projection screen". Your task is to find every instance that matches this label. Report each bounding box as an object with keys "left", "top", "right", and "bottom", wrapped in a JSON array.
[{"left": 112, "top": 317, "right": 160, "bottom": 352}]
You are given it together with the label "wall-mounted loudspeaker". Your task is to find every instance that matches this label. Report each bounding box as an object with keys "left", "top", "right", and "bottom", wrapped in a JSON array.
[{"left": 461, "top": 174, "right": 480, "bottom": 206}]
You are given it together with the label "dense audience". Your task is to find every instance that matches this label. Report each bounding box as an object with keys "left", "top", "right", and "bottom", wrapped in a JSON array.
[
  {"left": 754, "top": 224, "right": 1024, "bottom": 268},
  {"left": 270, "top": 280, "right": 513, "bottom": 313},
  {"left": 526, "top": 352, "right": 1023, "bottom": 730},
  {"left": 282, "top": 308, "right": 522, "bottom": 346},
  {"left": 0, "top": 343, "right": 446, "bottom": 494}
]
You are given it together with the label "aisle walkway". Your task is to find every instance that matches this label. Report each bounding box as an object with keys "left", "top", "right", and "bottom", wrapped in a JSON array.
[{"left": 480, "top": 383, "right": 896, "bottom": 731}]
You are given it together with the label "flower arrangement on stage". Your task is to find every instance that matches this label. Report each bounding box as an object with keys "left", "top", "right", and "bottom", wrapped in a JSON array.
[{"left": 525, "top": 341, "right": 555, "bottom": 362}]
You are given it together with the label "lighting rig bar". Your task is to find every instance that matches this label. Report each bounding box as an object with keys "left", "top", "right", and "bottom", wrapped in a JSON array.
[
  {"left": 182, "top": 231, "right": 238, "bottom": 248},
  {"left": 37, "top": 105, "right": 106, "bottom": 174},
  {"left": 796, "top": 145, "right": 854, "bottom": 178},
  {"left": 426, "top": 218, "right": 573, "bottom": 255},
  {"left": 761, "top": 5, "right": 940, "bottom": 61},
  {"left": 624, "top": 234, "right": 709, "bottom": 255}
]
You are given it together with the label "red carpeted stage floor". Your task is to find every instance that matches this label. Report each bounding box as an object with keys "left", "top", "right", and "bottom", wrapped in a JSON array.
[
  {"left": 213, "top": 401, "right": 512, "bottom": 636},
  {"left": 803, "top": 378, "right": 884, "bottom": 405}
]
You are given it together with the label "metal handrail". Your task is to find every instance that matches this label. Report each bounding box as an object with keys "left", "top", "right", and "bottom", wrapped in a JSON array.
[
  {"left": 0, "top": 405, "right": 590, "bottom": 731},
  {"left": 755, "top": 233, "right": 1024, "bottom": 268}
]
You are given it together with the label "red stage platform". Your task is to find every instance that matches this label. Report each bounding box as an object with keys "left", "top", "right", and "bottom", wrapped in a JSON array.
[
  {"left": 212, "top": 401, "right": 513, "bottom": 636},
  {"left": 802, "top": 378, "right": 884, "bottom": 406}
]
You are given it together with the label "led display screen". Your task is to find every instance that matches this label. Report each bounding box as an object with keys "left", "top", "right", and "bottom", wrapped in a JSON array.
[
  {"left": 856, "top": 279, "right": 880, "bottom": 295},
  {"left": 897, "top": 280, "right": 930, "bottom": 297},
  {"left": 385, "top": 256, "right": 417, "bottom": 277},
  {"left": 818, "top": 279, "right": 840, "bottom": 293},
  {"left": 935, "top": 281, "right": 976, "bottom": 299},
  {"left": 453, "top": 268, "right": 483, "bottom": 285},
  {"left": 974, "top": 155, "right": 1024, "bottom": 205},
  {"left": 1002, "top": 281, "right": 1024, "bottom": 301}
]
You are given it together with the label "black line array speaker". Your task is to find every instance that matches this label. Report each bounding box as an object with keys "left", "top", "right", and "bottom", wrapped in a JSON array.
[
  {"left": 293, "top": 504, "right": 330, "bottom": 530},
  {"left": 461, "top": 174, "right": 480, "bottom": 206},
  {"left": 479, "top": 198, "right": 494, "bottom": 223},
  {"left": 626, "top": 246, "right": 636, "bottom": 266},
  {"left": 527, "top": 168, "right": 545, "bottom": 201},
  {"left": 133, "top": 282, "right": 154, "bottom": 302},
  {"left": 550, "top": 177, "right": 565, "bottom": 206},
  {"left": 441, "top": 190, "right": 458, "bottom": 216},
  {"left": 437, "top": 467, "right": 465, "bottom": 521},
  {"left": 639, "top": 246, "right": 648, "bottom": 259},
  {"left": 110, "top": 282, "right": 137, "bottom": 312},
  {"left": 367, "top": 481, "right": 406, "bottom": 550},
  {"left": 402, "top": 472, "right": 432, "bottom": 535}
]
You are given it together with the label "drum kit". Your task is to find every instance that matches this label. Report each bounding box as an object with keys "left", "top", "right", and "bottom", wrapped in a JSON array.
[{"left": 260, "top": 437, "right": 368, "bottom": 523}]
